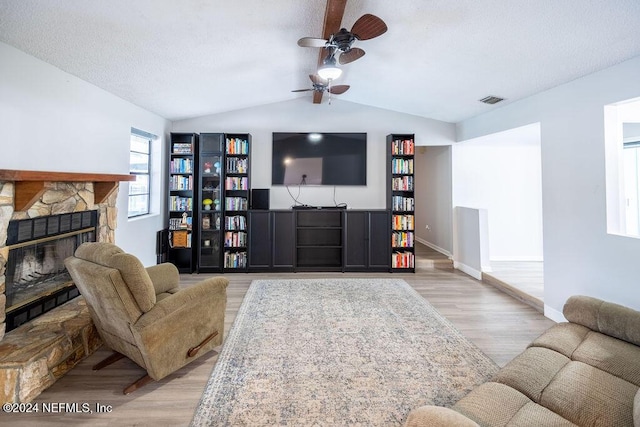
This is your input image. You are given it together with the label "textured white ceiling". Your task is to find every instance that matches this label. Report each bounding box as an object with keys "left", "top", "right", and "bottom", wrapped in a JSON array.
[{"left": 1, "top": 0, "right": 639, "bottom": 123}]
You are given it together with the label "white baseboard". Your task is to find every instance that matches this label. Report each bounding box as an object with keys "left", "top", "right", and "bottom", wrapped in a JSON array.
[
  {"left": 490, "top": 256, "right": 544, "bottom": 262},
  {"left": 544, "top": 304, "right": 566, "bottom": 323},
  {"left": 415, "top": 237, "right": 452, "bottom": 258},
  {"left": 453, "top": 261, "right": 482, "bottom": 280}
]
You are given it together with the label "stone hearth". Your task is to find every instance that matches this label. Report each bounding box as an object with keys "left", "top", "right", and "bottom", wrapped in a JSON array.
[{"left": 0, "top": 171, "right": 131, "bottom": 403}]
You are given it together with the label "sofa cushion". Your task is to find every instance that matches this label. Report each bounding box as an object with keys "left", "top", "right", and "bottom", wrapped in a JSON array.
[
  {"left": 541, "top": 360, "right": 637, "bottom": 427},
  {"left": 453, "top": 382, "right": 575, "bottom": 426},
  {"left": 564, "top": 295, "right": 640, "bottom": 347},
  {"left": 492, "top": 346, "right": 570, "bottom": 402},
  {"left": 529, "top": 322, "right": 590, "bottom": 358},
  {"left": 572, "top": 331, "right": 640, "bottom": 387}
]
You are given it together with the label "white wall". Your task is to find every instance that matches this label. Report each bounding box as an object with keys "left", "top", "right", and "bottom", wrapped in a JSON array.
[
  {"left": 457, "top": 55, "right": 640, "bottom": 319},
  {"left": 173, "top": 98, "right": 455, "bottom": 209},
  {"left": 415, "top": 146, "right": 452, "bottom": 255},
  {"left": 453, "top": 124, "right": 543, "bottom": 261},
  {"left": 0, "top": 42, "right": 170, "bottom": 266},
  {"left": 453, "top": 206, "right": 490, "bottom": 279}
]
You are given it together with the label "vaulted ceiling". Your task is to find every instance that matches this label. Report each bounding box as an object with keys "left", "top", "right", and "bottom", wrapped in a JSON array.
[{"left": 1, "top": 0, "right": 639, "bottom": 123}]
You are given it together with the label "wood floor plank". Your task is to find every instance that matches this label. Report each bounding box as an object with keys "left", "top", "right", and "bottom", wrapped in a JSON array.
[{"left": 4, "top": 244, "right": 554, "bottom": 426}]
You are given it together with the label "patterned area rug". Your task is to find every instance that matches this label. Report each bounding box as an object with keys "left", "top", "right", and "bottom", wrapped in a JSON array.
[{"left": 191, "top": 278, "right": 498, "bottom": 426}]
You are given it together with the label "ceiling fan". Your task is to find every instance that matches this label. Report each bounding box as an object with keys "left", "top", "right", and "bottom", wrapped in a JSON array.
[
  {"left": 292, "top": 74, "right": 350, "bottom": 95},
  {"left": 297, "top": 13, "right": 388, "bottom": 65}
]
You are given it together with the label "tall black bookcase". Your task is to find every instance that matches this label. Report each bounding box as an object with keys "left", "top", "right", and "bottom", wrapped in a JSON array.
[
  {"left": 167, "top": 132, "right": 198, "bottom": 272},
  {"left": 387, "top": 134, "right": 416, "bottom": 272},
  {"left": 222, "top": 134, "right": 251, "bottom": 271}
]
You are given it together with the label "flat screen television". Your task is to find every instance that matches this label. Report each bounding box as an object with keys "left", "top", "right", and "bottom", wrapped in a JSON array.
[{"left": 272, "top": 132, "right": 367, "bottom": 186}]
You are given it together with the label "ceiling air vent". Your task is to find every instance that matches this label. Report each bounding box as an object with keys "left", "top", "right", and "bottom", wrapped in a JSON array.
[{"left": 479, "top": 95, "right": 505, "bottom": 105}]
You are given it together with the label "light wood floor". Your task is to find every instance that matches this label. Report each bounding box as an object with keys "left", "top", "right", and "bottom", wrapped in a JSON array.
[
  {"left": 483, "top": 261, "right": 545, "bottom": 312},
  {"left": 6, "top": 244, "right": 554, "bottom": 426}
]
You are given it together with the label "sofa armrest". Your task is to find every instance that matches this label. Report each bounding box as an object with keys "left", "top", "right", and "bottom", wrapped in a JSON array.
[
  {"left": 405, "top": 406, "right": 479, "bottom": 427},
  {"left": 146, "top": 263, "right": 180, "bottom": 294}
]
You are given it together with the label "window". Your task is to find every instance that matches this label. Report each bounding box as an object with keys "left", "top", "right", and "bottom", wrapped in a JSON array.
[
  {"left": 128, "top": 129, "right": 152, "bottom": 217},
  {"left": 604, "top": 98, "right": 640, "bottom": 238}
]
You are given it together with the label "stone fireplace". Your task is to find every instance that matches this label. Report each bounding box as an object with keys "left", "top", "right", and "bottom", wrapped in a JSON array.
[{"left": 0, "top": 170, "right": 134, "bottom": 402}]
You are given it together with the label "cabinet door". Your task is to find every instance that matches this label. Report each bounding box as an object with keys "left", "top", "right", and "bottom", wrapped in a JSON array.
[
  {"left": 369, "top": 210, "right": 391, "bottom": 270},
  {"left": 248, "top": 210, "right": 271, "bottom": 270},
  {"left": 272, "top": 211, "right": 295, "bottom": 270},
  {"left": 344, "top": 211, "right": 367, "bottom": 270}
]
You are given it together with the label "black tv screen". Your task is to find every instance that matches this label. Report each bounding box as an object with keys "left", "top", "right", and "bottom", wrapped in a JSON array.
[{"left": 272, "top": 132, "right": 367, "bottom": 186}]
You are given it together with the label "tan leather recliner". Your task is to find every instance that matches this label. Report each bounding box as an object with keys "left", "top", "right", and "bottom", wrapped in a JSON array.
[{"left": 64, "top": 242, "right": 228, "bottom": 394}]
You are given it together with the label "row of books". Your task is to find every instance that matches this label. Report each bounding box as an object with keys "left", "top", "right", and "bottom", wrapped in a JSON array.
[
  {"left": 169, "top": 175, "right": 193, "bottom": 191},
  {"left": 392, "top": 231, "right": 414, "bottom": 248},
  {"left": 391, "top": 158, "right": 414, "bottom": 175},
  {"left": 391, "top": 139, "right": 414, "bottom": 155},
  {"left": 224, "top": 251, "right": 247, "bottom": 268},
  {"left": 169, "top": 196, "right": 193, "bottom": 212},
  {"left": 224, "top": 231, "right": 247, "bottom": 248},
  {"left": 392, "top": 252, "right": 415, "bottom": 269},
  {"left": 227, "top": 157, "right": 248, "bottom": 174},
  {"left": 392, "top": 214, "right": 415, "bottom": 231},
  {"left": 392, "top": 176, "right": 414, "bottom": 191},
  {"left": 225, "top": 215, "right": 247, "bottom": 231},
  {"left": 169, "top": 217, "right": 192, "bottom": 230},
  {"left": 225, "top": 197, "right": 248, "bottom": 211},
  {"left": 170, "top": 158, "right": 193, "bottom": 174},
  {"left": 225, "top": 177, "right": 248, "bottom": 190},
  {"left": 172, "top": 143, "right": 193, "bottom": 154},
  {"left": 391, "top": 196, "right": 415, "bottom": 211},
  {"left": 226, "top": 137, "right": 249, "bottom": 155}
]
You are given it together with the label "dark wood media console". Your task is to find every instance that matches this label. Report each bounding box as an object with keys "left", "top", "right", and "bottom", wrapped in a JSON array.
[{"left": 247, "top": 209, "right": 391, "bottom": 272}]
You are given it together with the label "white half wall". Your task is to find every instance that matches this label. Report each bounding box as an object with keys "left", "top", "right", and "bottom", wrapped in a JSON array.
[
  {"left": 453, "top": 206, "right": 490, "bottom": 279},
  {"left": 457, "top": 55, "right": 640, "bottom": 316},
  {"left": 453, "top": 124, "right": 543, "bottom": 261},
  {"left": 172, "top": 98, "right": 455, "bottom": 210},
  {"left": 0, "top": 42, "right": 170, "bottom": 266}
]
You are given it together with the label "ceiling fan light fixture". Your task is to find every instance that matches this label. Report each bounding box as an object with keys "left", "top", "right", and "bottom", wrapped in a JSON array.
[{"left": 317, "top": 54, "right": 342, "bottom": 80}]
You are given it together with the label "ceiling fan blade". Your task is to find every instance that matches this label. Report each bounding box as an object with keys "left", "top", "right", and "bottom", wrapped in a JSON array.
[
  {"left": 292, "top": 88, "right": 314, "bottom": 92},
  {"left": 339, "top": 48, "right": 365, "bottom": 65},
  {"left": 310, "top": 74, "right": 329, "bottom": 86},
  {"left": 328, "top": 85, "right": 350, "bottom": 95},
  {"left": 297, "top": 37, "right": 328, "bottom": 48},
  {"left": 350, "top": 14, "right": 388, "bottom": 40}
]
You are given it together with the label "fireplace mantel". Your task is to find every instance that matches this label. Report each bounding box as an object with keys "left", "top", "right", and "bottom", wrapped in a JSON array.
[{"left": 0, "top": 169, "right": 136, "bottom": 211}]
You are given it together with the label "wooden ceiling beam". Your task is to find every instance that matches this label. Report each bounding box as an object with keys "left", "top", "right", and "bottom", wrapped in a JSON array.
[{"left": 313, "top": 0, "right": 347, "bottom": 104}]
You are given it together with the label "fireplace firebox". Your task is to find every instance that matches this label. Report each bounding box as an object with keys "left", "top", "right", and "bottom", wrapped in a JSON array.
[{"left": 5, "top": 211, "right": 98, "bottom": 331}]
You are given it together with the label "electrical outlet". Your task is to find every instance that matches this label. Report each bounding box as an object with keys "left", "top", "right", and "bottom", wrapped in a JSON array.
[{"left": 425, "top": 225, "right": 431, "bottom": 231}]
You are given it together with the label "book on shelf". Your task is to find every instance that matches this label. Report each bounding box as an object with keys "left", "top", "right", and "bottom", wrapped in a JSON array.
[
  {"left": 392, "top": 231, "right": 414, "bottom": 248},
  {"left": 170, "top": 158, "right": 193, "bottom": 173},
  {"left": 226, "top": 157, "right": 248, "bottom": 173},
  {"left": 225, "top": 137, "right": 249, "bottom": 155},
  {"left": 225, "top": 215, "right": 247, "bottom": 230},
  {"left": 392, "top": 251, "right": 415, "bottom": 268},
  {"left": 392, "top": 176, "right": 414, "bottom": 191},
  {"left": 391, "top": 139, "right": 415, "bottom": 155},
  {"left": 224, "top": 251, "right": 247, "bottom": 268},
  {"left": 172, "top": 143, "right": 193, "bottom": 154},
  {"left": 392, "top": 214, "right": 415, "bottom": 230},
  {"left": 169, "top": 196, "right": 193, "bottom": 211},
  {"left": 392, "top": 158, "right": 414, "bottom": 174},
  {"left": 225, "top": 197, "right": 248, "bottom": 211},
  {"left": 225, "top": 176, "right": 248, "bottom": 190},
  {"left": 392, "top": 196, "right": 415, "bottom": 211},
  {"left": 224, "top": 231, "right": 247, "bottom": 247},
  {"left": 169, "top": 174, "right": 193, "bottom": 190}
]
